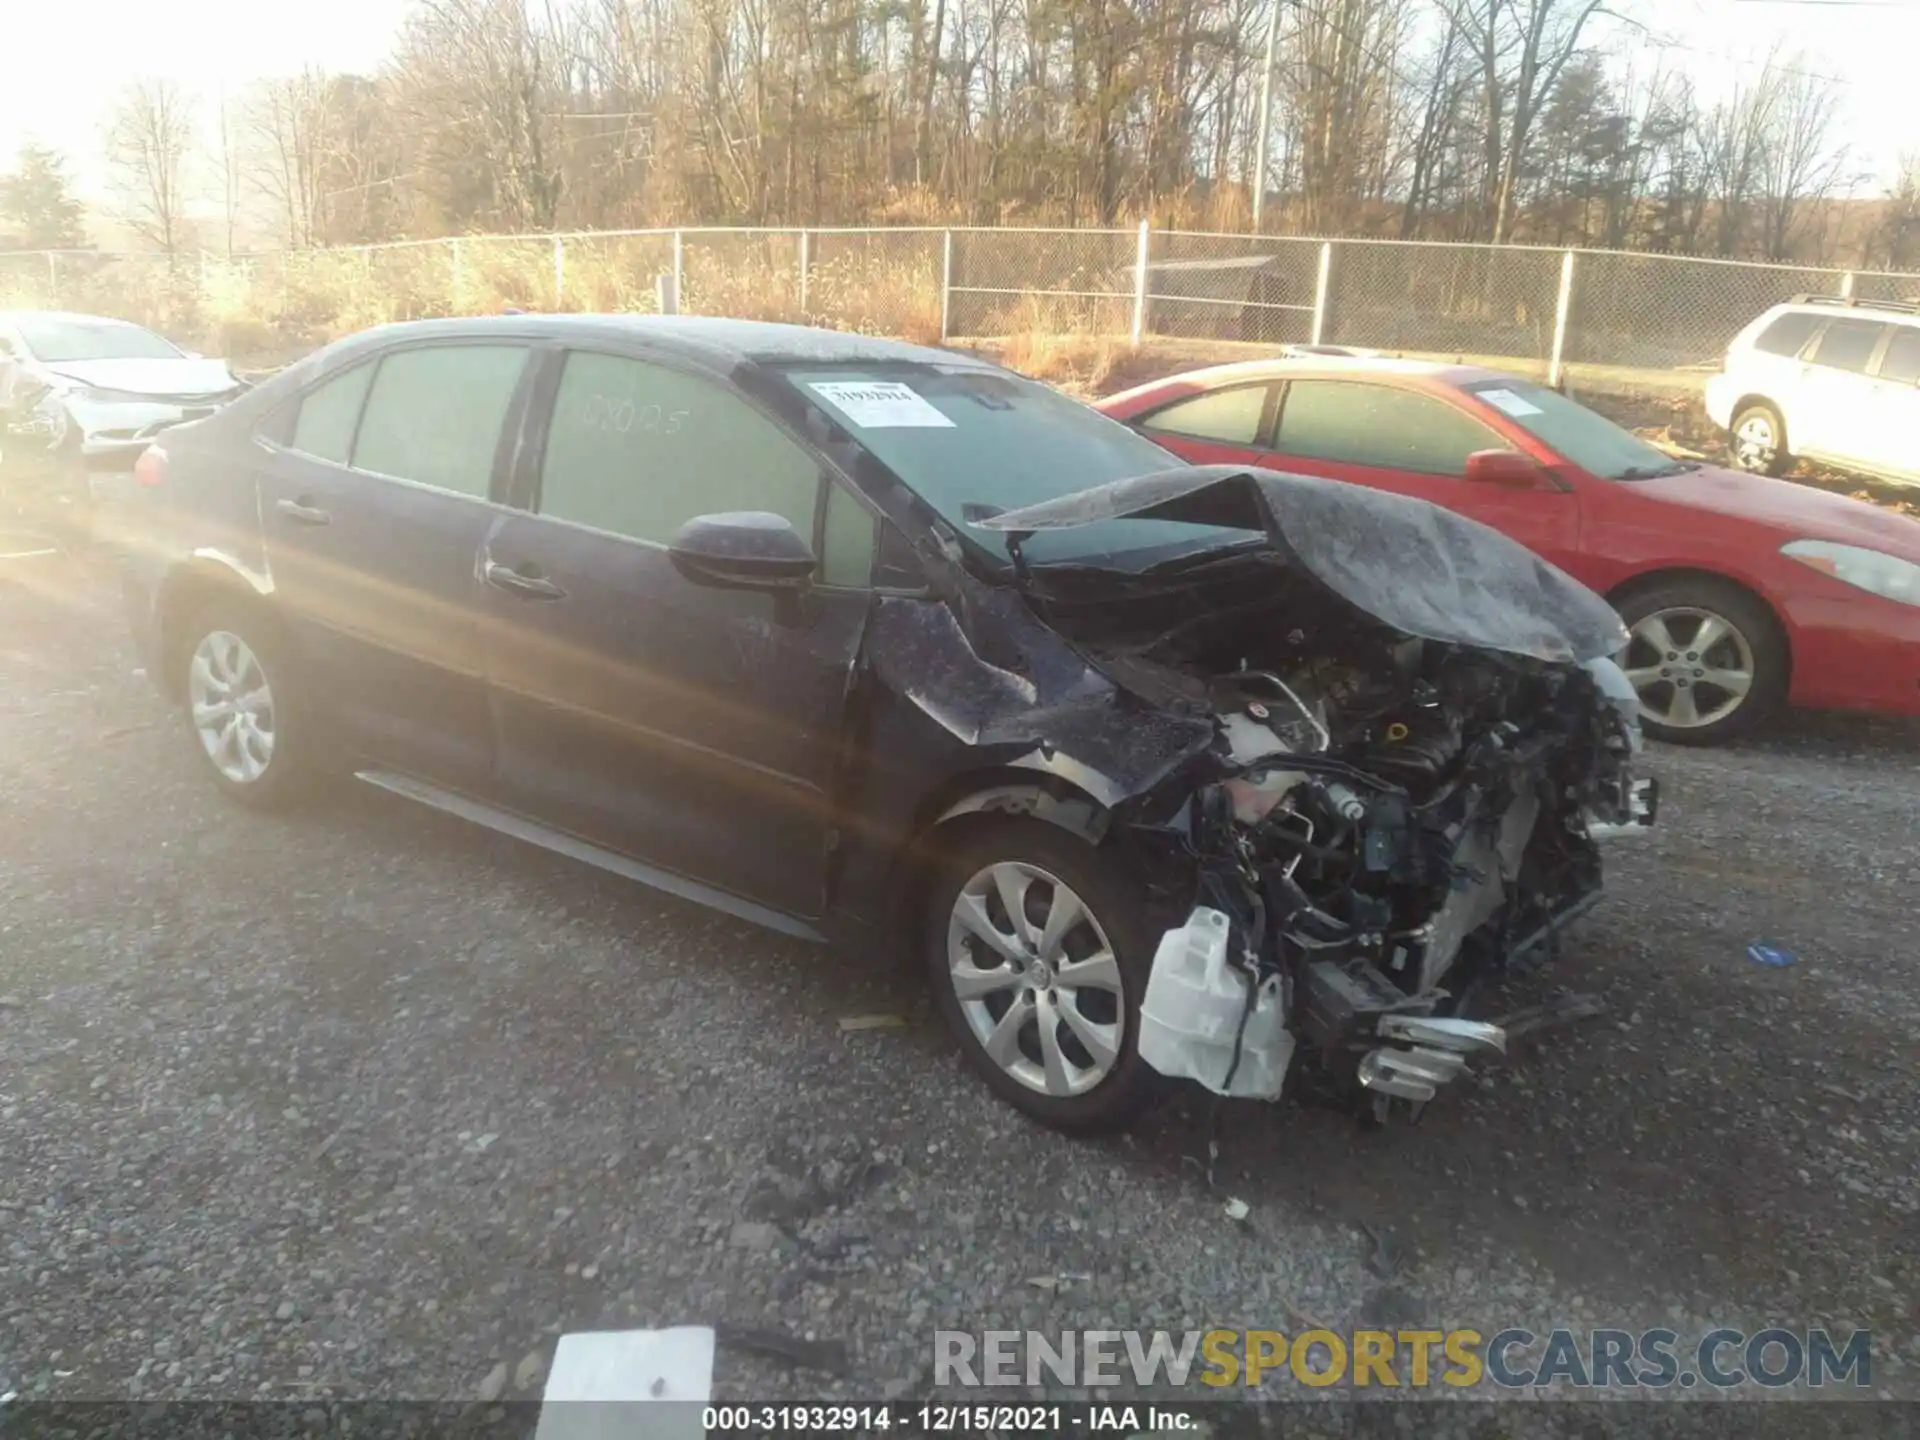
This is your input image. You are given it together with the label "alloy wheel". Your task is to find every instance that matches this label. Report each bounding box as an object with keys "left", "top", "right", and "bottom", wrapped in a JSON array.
[
  {"left": 1621, "top": 607, "right": 1755, "bottom": 730},
  {"left": 188, "top": 630, "right": 277, "bottom": 784},
  {"left": 1733, "top": 413, "right": 1777, "bottom": 472},
  {"left": 945, "top": 861, "right": 1125, "bottom": 1098}
]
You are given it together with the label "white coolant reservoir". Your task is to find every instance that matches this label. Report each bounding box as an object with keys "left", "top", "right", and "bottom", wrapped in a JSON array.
[{"left": 1137, "top": 908, "right": 1295, "bottom": 1101}]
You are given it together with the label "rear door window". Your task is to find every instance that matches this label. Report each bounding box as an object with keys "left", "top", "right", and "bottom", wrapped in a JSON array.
[
  {"left": 1139, "top": 385, "right": 1273, "bottom": 446},
  {"left": 1274, "top": 380, "right": 1507, "bottom": 477},
  {"left": 1751, "top": 312, "right": 1821, "bottom": 358},
  {"left": 351, "top": 345, "right": 529, "bottom": 497},
  {"left": 1877, "top": 328, "right": 1920, "bottom": 385},
  {"left": 1808, "top": 320, "right": 1888, "bottom": 375}
]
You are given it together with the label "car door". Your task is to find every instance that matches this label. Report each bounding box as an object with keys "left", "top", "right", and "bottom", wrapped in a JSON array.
[
  {"left": 1860, "top": 324, "right": 1920, "bottom": 479},
  {"left": 1131, "top": 383, "right": 1278, "bottom": 466},
  {"left": 1266, "top": 377, "right": 1581, "bottom": 568},
  {"left": 1791, "top": 318, "right": 1889, "bottom": 463},
  {"left": 254, "top": 340, "right": 532, "bottom": 793},
  {"left": 480, "top": 347, "right": 878, "bottom": 920}
]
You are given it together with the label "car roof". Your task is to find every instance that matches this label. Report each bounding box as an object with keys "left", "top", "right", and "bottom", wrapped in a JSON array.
[
  {"left": 0, "top": 309, "right": 164, "bottom": 329},
  {"left": 1758, "top": 297, "right": 1920, "bottom": 327},
  {"left": 1101, "top": 354, "right": 1502, "bottom": 407},
  {"left": 317, "top": 314, "right": 1004, "bottom": 374}
]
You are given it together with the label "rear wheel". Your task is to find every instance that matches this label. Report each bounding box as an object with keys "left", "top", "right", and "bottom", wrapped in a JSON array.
[
  {"left": 1730, "top": 401, "right": 1791, "bottom": 477},
  {"left": 924, "top": 819, "right": 1163, "bottom": 1134},
  {"left": 1616, "top": 577, "right": 1786, "bottom": 746},
  {"left": 174, "top": 598, "right": 318, "bottom": 808}
]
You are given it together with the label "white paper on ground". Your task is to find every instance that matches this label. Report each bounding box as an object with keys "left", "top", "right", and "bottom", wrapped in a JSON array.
[
  {"left": 534, "top": 1326, "right": 715, "bottom": 1440},
  {"left": 807, "top": 380, "right": 955, "bottom": 428},
  {"left": 1476, "top": 387, "right": 1545, "bottom": 418}
]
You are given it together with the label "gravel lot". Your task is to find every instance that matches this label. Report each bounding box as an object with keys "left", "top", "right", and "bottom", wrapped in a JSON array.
[{"left": 2, "top": 553, "right": 1916, "bottom": 1408}]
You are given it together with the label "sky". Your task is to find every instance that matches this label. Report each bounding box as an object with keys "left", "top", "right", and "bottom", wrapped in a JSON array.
[{"left": 0, "top": 0, "right": 1916, "bottom": 241}]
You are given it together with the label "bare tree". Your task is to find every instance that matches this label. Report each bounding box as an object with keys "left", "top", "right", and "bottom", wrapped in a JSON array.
[
  {"left": 1752, "top": 58, "right": 1846, "bottom": 263},
  {"left": 1874, "top": 152, "right": 1920, "bottom": 271},
  {"left": 67, "top": 0, "right": 1886, "bottom": 265},
  {"left": 210, "top": 93, "right": 245, "bottom": 256},
  {"left": 106, "top": 79, "right": 195, "bottom": 257},
  {"left": 247, "top": 71, "right": 333, "bottom": 248}
]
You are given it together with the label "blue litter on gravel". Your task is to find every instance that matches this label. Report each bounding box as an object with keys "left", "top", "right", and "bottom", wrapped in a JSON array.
[{"left": 1747, "top": 943, "right": 1797, "bottom": 968}]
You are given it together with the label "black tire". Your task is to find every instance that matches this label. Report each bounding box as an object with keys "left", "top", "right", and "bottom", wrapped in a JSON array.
[
  {"left": 1615, "top": 576, "right": 1787, "bottom": 746},
  {"left": 1729, "top": 401, "right": 1791, "bottom": 478},
  {"left": 171, "top": 594, "right": 318, "bottom": 809},
  {"left": 923, "top": 818, "right": 1165, "bottom": 1134}
]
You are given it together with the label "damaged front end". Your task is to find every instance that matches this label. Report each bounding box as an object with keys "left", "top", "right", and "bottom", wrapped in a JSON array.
[{"left": 977, "top": 465, "right": 1656, "bottom": 1121}]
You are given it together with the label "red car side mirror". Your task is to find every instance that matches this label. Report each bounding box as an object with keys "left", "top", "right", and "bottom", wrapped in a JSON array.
[{"left": 1464, "top": 449, "right": 1546, "bottom": 489}]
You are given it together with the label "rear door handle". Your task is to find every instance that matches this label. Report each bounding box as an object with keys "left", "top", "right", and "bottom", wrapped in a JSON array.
[
  {"left": 484, "top": 561, "right": 566, "bottom": 601},
  {"left": 275, "top": 497, "right": 331, "bottom": 526}
]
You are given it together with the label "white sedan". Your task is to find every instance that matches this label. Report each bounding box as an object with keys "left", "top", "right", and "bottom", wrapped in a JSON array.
[{"left": 0, "top": 310, "right": 248, "bottom": 470}]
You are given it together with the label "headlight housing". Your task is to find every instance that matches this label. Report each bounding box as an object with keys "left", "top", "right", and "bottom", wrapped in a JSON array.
[
  {"left": 1782, "top": 540, "right": 1920, "bottom": 608},
  {"left": 22, "top": 390, "right": 72, "bottom": 448}
]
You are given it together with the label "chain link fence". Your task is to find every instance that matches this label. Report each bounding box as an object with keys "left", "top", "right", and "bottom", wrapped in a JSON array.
[{"left": 6, "top": 226, "right": 1920, "bottom": 392}]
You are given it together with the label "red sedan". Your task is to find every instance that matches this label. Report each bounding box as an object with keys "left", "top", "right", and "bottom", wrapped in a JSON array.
[{"left": 1095, "top": 356, "right": 1920, "bottom": 744}]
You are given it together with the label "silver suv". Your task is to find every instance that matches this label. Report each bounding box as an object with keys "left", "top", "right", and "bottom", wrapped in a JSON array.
[{"left": 1705, "top": 295, "right": 1920, "bottom": 482}]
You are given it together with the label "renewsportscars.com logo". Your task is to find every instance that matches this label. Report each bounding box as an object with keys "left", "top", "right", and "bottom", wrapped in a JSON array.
[{"left": 933, "top": 1327, "right": 1874, "bottom": 1390}]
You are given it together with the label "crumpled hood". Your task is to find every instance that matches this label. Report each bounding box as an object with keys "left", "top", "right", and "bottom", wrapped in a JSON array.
[
  {"left": 977, "top": 464, "right": 1630, "bottom": 664},
  {"left": 43, "top": 356, "right": 240, "bottom": 399}
]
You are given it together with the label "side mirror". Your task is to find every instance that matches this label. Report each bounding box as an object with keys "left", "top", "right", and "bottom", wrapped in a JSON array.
[
  {"left": 668, "top": 511, "right": 816, "bottom": 590},
  {"left": 1464, "top": 449, "right": 1546, "bottom": 489}
]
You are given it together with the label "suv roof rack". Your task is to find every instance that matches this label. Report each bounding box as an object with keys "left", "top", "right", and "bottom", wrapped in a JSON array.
[{"left": 1786, "top": 293, "right": 1920, "bottom": 316}]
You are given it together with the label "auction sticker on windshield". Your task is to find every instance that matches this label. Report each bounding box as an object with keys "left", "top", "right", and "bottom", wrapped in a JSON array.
[
  {"left": 1478, "top": 387, "right": 1545, "bottom": 418},
  {"left": 809, "top": 380, "right": 955, "bottom": 428}
]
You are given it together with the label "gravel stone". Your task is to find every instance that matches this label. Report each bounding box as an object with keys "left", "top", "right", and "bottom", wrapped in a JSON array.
[
  {"left": 1, "top": 556, "right": 1914, "bottom": 1403},
  {"left": 474, "top": 1362, "right": 508, "bottom": 1403}
]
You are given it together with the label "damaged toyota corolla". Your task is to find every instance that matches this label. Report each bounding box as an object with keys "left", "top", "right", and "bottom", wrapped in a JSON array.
[{"left": 119, "top": 317, "right": 1654, "bottom": 1137}]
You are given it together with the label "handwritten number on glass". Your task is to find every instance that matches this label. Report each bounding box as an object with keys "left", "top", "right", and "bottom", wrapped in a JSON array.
[{"left": 582, "top": 394, "right": 689, "bottom": 436}]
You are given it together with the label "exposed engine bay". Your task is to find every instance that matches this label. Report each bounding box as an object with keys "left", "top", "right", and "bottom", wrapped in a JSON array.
[{"left": 973, "top": 465, "right": 1658, "bottom": 1120}]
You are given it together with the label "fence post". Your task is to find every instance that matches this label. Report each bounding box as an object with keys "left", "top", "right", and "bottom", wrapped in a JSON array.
[
  {"left": 1132, "top": 219, "right": 1151, "bottom": 345},
  {"left": 1840, "top": 271, "right": 1856, "bottom": 300},
  {"left": 450, "top": 239, "right": 463, "bottom": 310},
  {"left": 46, "top": 251, "right": 58, "bottom": 306},
  {"left": 1310, "top": 241, "right": 1333, "bottom": 345},
  {"left": 1548, "top": 249, "right": 1576, "bottom": 389},
  {"left": 798, "top": 230, "right": 812, "bottom": 316},
  {"left": 672, "top": 230, "right": 685, "bottom": 314},
  {"left": 552, "top": 236, "right": 566, "bottom": 308},
  {"left": 940, "top": 231, "right": 954, "bottom": 341}
]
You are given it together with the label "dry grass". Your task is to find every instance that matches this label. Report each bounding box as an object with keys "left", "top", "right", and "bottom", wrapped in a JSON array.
[{"left": 2, "top": 232, "right": 972, "bottom": 364}]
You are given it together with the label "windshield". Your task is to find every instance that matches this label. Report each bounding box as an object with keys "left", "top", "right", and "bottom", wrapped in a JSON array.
[
  {"left": 14, "top": 317, "right": 182, "bottom": 363},
  {"left": 1461, "top": 378, "right": 1694, "bottom": 480},
  {"left": 780, "top": 365, "right": 1254, "bottom": 568}
]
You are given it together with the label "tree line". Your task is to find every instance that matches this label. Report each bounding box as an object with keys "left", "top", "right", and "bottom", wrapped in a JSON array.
[{"left": 2, "top": 0, "right": 1916, "bottom": 269}]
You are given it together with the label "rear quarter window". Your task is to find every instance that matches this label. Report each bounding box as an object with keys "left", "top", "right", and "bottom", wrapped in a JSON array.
[
  {"left": 1139, "top": 385, "right": 1272, "bottom": 446},
  {"left": 1879, "top": 327, "right": 1920, "bottom": 385},
  {"left": 287, "top": 361, "right": 375, "bottom": 463}
]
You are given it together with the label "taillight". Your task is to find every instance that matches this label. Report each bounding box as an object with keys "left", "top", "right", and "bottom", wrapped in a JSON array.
[{"left": 134, "top": 445, "right": 167, "bottom": 487}]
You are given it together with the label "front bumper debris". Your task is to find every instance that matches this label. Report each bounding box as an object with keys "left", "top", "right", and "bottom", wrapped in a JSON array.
[
  {"left": 1587, "top": 775, "right": 1658, "bottom": 840},
  {"left": 1357, "top": 1016, "right": 1507, "bottom": 1103}
]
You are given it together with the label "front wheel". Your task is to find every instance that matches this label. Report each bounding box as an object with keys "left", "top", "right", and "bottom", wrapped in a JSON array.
[
  {"left": 174, "top": 600, "right": 318, "bottom": 808},
  {"left": 1616, "top": 578, "right": 1787, "bottom": 745},
  {"left": 924, "top": 819, "right": 1164, "bottom": 1134}
]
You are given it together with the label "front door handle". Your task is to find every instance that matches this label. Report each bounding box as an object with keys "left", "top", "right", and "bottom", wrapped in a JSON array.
[
  {"left": 484, "top": 561, "right": 567, "bottom": 601},
  {"left": 275, "top": 496, "right": 331, "bottom": 526}
]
